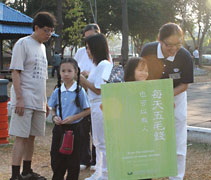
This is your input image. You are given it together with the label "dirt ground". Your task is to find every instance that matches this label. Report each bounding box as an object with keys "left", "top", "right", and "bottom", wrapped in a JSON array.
[
  {"left": 1, "top": 123, "right": 211, "bottom": 180},
  {"left": 1, "top": 65, "right": 211, "bottom": 180}
]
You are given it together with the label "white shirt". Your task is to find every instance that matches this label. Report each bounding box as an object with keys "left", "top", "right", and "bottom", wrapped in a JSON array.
[
  {"left": 74, "top": 47, "right": 113, "bottom": 73},
  {"left": 157, "top": 43, "right": 175, "bottom": 62},
  {"left": 87, "top": 60, "right": 112, "bottom": 101},
  {"left": 74, "top": 47, "right": 95, "bottom": 73},
  {"left": 193, "top": 49, "right": 199, "bottom": 58},
  {"left": 10, "top": 36, "right": 48, "bottom": 112}
]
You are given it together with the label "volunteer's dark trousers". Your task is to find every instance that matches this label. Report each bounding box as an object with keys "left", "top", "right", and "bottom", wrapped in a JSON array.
[
  {"left": 51, "top": 123, "right": 80, "bottom": 180},
  {"left": 51, "top": 66, "right": 59, "bottom": 78},
  {"left": 80, "top": 115, "right": 96, "bottom": 166}
]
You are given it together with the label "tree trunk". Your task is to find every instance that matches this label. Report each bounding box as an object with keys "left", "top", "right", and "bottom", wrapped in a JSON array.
[
  {"left": 121, "top": 0, "right": 129, "bottom": 66},
  {"left": 55, "top": 0, "right": 63, "bottom": 53}
]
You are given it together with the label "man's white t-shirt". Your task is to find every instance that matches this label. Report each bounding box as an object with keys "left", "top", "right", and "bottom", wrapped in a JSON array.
[
  {"left": 87, "top": 60, "right": 112, "bottom": 101},
  {"left": 10, "top": 36, "right": 48, "bottom": 112},
  {"left": 74, "top": 47, "right": 95, "bottom": 72},
  {"left": 193, "top": 49, "right": 199, "bottom": 58}
]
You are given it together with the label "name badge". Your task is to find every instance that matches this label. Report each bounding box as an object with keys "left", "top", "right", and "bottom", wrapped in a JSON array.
[{"left": 169, "top": 73, "right": 181, "bottom": 79}]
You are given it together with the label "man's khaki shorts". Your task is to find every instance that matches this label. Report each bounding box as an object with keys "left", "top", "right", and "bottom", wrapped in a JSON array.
[{"left": 9, "top": 108, "right": 46, "bottom": 138}]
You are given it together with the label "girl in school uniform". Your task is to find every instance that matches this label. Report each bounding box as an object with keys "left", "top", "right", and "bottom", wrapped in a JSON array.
[{"left": 48, "top": 58, "right": 90, "bottom": 180}]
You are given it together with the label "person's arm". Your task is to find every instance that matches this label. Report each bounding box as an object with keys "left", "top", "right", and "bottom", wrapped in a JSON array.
[
  {"left": 46, "top": 104, "right": 50, "bottom": 117},
  {"left": 80, "top": 74, "right": 101, "bottom": 95},
  {"left": 51, "top": 108, "right": 62, "bottom": 125},
  {"left": 61, "top": 108, "right": 91, "bottom": 124},
  {"left": 81, "top": 71, "right": 90, "bottom": 78},
  {"left": 174, "top": 83, "right": 188, "bottom": 96},
  {"left": 12, "top": 70, "right": 25, "bottom": 116}
]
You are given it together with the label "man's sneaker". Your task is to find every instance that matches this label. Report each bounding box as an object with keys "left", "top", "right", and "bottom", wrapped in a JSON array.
[
  {"left": 21, "top": 170, "right": 46, "bottom": 180},
  {"left": 85, "top": 171, "right": 101, "bottom": 180}
]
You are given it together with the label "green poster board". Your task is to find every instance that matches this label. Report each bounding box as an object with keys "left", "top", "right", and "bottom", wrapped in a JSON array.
[{"left": 101, "top": 79, "right": 177, "bottom": 180}]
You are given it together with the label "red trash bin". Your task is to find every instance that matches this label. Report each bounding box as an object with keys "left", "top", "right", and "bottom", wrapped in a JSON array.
[
  {"left": 0, "top": 79, "right": 9, "bottom": 145},
  {"left": 0, "top": 101, "right": 9, "bottom": 144}
]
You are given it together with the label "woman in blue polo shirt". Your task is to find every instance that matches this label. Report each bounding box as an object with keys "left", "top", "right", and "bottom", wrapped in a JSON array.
[{"left": 140, "top": 23, "right": 193, "bottom": 180}]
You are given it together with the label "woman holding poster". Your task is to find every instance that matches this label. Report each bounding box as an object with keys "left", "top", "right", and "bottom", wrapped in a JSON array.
[{"left": 140, "top": 23, "right": 193, "bottom": 180}]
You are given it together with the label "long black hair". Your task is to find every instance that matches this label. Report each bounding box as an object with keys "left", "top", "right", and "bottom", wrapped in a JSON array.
[
  {"left": 57, "top": 58, "right": 81, "bottom": 107},
  {"left": 85, "top": 33, "right": 110, "bottom": 65}
]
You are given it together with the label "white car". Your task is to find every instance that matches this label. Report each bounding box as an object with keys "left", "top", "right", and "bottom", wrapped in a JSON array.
[{"left": 202, "top": 54, "right": 211, "bottom": 64}]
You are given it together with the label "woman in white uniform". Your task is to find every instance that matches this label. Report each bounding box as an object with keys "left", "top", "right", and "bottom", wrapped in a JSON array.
[
  {"left": 80, "top": 33, "right": 112, "bottom": 180},
  {"left": 140, "top": 23, "right": 193, "bottom": 180}
]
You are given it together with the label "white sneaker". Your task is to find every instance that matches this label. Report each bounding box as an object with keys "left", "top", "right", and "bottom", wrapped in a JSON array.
[
  {"left": 96, "top": 172, "right": 108, "bottom": 180},
  {"left": 90, "top": 165, "right": 97, "bottom": 171},
  {"left": 85, "top": 171, "right": 101, "bottom": 180},
  {"left": 80, "top": 164, "right": 87, "bottom": 170},
  {"left": 96, "top": 176, "right": 108, "bottom": 180}
]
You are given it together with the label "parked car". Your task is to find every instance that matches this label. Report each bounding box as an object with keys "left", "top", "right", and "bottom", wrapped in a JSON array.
[{"left": 201, "top": 54, "right": 211, "bottom": 65}]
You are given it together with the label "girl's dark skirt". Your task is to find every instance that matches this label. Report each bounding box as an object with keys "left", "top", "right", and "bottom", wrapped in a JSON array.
[{"left": 51, "top": 123, "right": 80, "bottom": 180}]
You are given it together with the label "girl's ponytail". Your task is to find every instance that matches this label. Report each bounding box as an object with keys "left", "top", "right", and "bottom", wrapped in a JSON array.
[
  {"left": 57, "top": 74, "right": 62, "bottom": 88},
  {"left": 57, "top": 65, "right": 62, "bottom": 119},
  {"left": 75, "top": 67, "right": 81, "bottom": 107}
]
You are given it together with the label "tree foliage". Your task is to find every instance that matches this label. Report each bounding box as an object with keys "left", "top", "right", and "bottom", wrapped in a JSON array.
[
  {"left": 6, "top": 0, "right": 56, "bottom": 16},
  {"left": 127, "top": 0, "right": 176, "bottom": 55},
  {"left": 81, "top": 0, "right": 176, "bottom": 56},
  {"left": 5, "top": 0, "right": 180, "bottom": 58},
  {"left": 62, "top": 0, "right": 86, "bottom": 54},
  {"left": 81, "top": 0, "right": 120, "bottom": 35},
  {"left": 175, "top": 0, "right": 211, "bottom": 56}
]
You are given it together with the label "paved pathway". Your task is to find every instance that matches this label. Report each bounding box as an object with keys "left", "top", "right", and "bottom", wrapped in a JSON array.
[{"left": 187, "top": 82, "right": 211, "bottom": 128}]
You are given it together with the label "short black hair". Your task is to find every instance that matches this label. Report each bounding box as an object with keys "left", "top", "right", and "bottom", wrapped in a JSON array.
[
  {"left": 83, "top": 23, "right": 100, "bottom": 35},
  {"left": 158, "top": 22, "right": 183, "bottom": 41},
  {"left": 85, "top": 33, "right": 109, "bottom": 65},
  {"left": 33, "top": 11, "right": 56, "bottom": 31}
]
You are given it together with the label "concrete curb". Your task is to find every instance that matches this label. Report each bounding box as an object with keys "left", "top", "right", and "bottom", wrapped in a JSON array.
[{"left": 187, "top": 126, "right": 211, "bottom": 144}]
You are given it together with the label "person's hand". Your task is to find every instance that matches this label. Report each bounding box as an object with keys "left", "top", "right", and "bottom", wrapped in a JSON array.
[
  {"left": 100, "top": 104, "right": 103, "bottom": 111},
  {"left": 62, "top": 116, "right": 74, "bottom": 124},
  {"left": 15, "top": 98, "right": 24, "bottom": 116},
  {"left": 53, "top": 116, "right": 62, "bottom": 125},
  {"left": 81, "top": 71, "right": 89, "bottom": 78},
  {"left": 46, "top": 104, "right": 50, "bottom": 117},
  {"left": 80, "top": 74, "right": 86, "bottom": 86}
]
